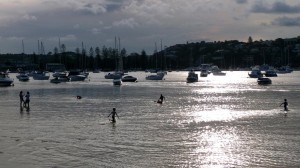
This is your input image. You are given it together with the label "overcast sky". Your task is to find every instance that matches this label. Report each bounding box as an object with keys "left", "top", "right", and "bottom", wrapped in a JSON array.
[{"left": 0, "top": 0, "right": 300, "bottom": 54}]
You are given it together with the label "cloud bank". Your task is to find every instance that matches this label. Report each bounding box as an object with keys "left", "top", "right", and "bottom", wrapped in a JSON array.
[{"left": 0, "top": 0, "right": 299, "bottom": 54}]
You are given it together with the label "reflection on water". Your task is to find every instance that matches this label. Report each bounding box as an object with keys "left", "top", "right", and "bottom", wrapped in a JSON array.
[{"left": 0, "top": 71, "right": 300, "bottom": 167}]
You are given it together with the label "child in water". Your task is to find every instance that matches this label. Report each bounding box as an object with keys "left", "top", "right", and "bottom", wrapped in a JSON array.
[
  {"left": 280, "top": 99, "right": 288, "bottom": 111},
  {"left": 108, "top": 108, "right": 119, "bottom": 123}
]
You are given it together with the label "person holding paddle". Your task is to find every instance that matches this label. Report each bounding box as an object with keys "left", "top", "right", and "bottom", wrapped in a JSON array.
[
  {"left": 280, "top": 99, "right": 288, "bottom": 111},
  {"left": 157, "top": 94, "right": 165, "bottom": 104},
  {"left": 108, "top": 108, "right": 119, "bottom": 123}
]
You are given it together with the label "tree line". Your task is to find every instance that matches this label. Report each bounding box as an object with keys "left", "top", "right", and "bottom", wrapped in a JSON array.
[{"left": 1, "top": 37, "right": 300, "bottom": 71}]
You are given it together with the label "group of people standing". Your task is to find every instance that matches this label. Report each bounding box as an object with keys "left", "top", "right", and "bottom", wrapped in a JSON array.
[{"left": 19, "top": 91, "right": 30, "bottom": 109}]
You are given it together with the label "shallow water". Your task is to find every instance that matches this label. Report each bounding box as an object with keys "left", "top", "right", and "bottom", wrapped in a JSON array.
[{"left": 1, "top": 71, "right": 300, "bottom": 167}]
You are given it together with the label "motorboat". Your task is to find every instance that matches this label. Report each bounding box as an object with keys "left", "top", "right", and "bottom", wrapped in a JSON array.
[
  {"left": 68, "top": 70, "right": 87, "bottom": 82},
  {"left": 186, "top": 71, "right": 198, "bottom": 83},
  {"left": 212, "top": 71, "right": 226, "bottom": 76},
  {"left": 50, "top": 77, "right": 61, "bottom": 84},
  {"left": 145, "top": 72, "right": 164, "bottom": 80},
  {"left": 0, "top": 72, "right": 14, "bottom": 86},
  {"left": 248, "top": 69, "right": 263, "bottom": 78},
  {"left": 50, "top": 76, "right": 69, "bottom": 83},
  {"left": 200, "top": 70, "right": 208, "bottom": 77},
  {"left": 105, "top": 72, "right": 123, "bottom": 79},
  {"left": 277, "top": 65, "right": 293, "bottom": 74},
  {"left": 53, "top": 71, "right": 68, "bottom": 78},
  {"left": 257, "top": 77, "right": 272, "bottom": 85},
  {"left": 113, "top": 78, "right": 122, "bottom": 85},
  {"left": 122, "top": 75, "right": 137, "bottom": 82},
  {"left": 32, "top": 71, "right": 50, "bottom": 80},
  {"left": 211, "top": 66, "right": 226, "bottom": 76},
  {"left": 16, "top": 73, "right": 30, "bottom": 82},
  {"left": 264, "top": 69, "right": 277, "bottom": 77}
]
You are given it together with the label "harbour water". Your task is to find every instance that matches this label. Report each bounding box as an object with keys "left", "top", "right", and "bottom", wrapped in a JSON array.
[{"left": 1, "top": 71, "right": 300, "bottom": 168}]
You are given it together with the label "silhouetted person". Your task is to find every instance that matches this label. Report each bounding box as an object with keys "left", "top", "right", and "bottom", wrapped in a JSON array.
[
  {"left": 280, "top": 99, "right": 288, "bottom": 111},
  {"left": 108, "top": 108, "right": 119, "bottom": 123},
  {"left": 24, "top": 91, "right": 30, "bottom": 109},
  {"left": 157, "top": 94, "right": 165, "bottom": 104},
  {"left": 19, "top": 91, "right": 24, "bottom": 107}
]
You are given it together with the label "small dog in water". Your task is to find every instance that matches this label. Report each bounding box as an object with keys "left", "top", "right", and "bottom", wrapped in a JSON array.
[{"left": 76, "top": 96, "right": 82, "bottom": 99}]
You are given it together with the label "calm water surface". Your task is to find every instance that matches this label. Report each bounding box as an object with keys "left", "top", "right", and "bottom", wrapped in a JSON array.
[{"left": 1, "top": 71, "right": 300, "bottom": 168}]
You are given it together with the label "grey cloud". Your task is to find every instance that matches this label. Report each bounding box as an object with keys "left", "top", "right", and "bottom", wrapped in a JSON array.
[
  {"left": 251, "top": 1, "right": 300, "bottom": 14},
  {"left": 112, "top": 18, "right": 139, "bottom": 29},
  {"left": 235, "top": 0, "right": 247, "bottom": 4},
  {"left": 72, "top": 1, "right": 127, "bottom": 15},
  {"left": 272, "top": 16, "right": 300, "bottom": 26}
]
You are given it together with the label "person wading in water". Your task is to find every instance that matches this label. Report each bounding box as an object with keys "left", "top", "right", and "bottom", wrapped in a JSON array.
[
  {"left": 280, "top": 99, "right": 288, "bottom": 111},
  {"left": 19, "top": 91, "right": 24, "bottom": 107},
  {"left": 108, "top": 108, "right": 119, "bottom": 123}
]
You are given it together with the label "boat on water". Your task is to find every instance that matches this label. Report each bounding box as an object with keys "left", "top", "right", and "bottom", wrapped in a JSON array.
[
  {"left": 53, "top": 71, "right": 68, "bottom": 78},
  {"left": 257, "top": 77, "right": 272, "bottom": 85},
  {"left": 68, "top": 70, "right": 87, "bottom": 82},
  {"left": 186, "top": 71, "right": 198, "bottom": 83},
  {"left": 248, "top": 69, "right": 263, "bottom": 78},
  {"left": 200, "top": 70, "right": 208, "bottom": 77},
  {"left": 105, "top": 72, "right": 123, "bottom": 79},
  {"left": 277, "top": 65, "right": 293, "bottom": 74},
  {"left": 113, "top": 78, "right": 122, "bottom": 85},
  {"left": 122, "top": 75, "right": 137, "bottom": 82},
  {"left": 264, "top": 69, "right": 277, "bottom": 77},
  {"left": 50, "top": 76, "right": 69, "bottom": 83},
  {"left": 211, "top": 65, "right": 226, "bottom": 76},
  {"left": 0, "top": 72, "right": 14, "bottom": 86},
  {"left": 16, "top": 73, "right": 30, "bottom": 82},
  {"left": 212, "top": 71, "right": 226, "bottom": 76},
  {"left": 145, "top": 72, "right": 164, "bottom": 80},
  {"left": 32, "top": 71, "right": 50, "bottom": 80}
]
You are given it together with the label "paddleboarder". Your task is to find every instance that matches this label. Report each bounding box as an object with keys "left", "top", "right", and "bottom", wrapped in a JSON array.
[
  {"left": 280, "top": 99, "right": 288, "bottom": 111},
  {"left": 157, "top": 94, "right": 165, "bottom": 104},
  {"left": 108, "top": 108, "right": 119, "bottom": 123}
]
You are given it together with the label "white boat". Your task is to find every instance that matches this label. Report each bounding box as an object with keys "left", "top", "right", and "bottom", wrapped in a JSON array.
[
  {"left": 105, "top": 72, "right": 123, "bottom": 79},
  {"left": 248, "top": 69, "right": 263, "bottom": 78},
  {"left": 186, "top": 71, "right": 198, "bottom": 83},
  {"left": 16, "top": 73, "right": 30, "bottom": 82},
  {"left": 211, "top": 66, "right": 226, "bottom": 76},
  {"left": 0, "top": 72, "right": 14, "bottom": 86},
  {"left": 53, "top": 71, "right": 68, "bottom": 78},
  {"left": 113, "top": 78, "right": 122, "bottom": 85},
  {"left": 145, "top": 72, "right": 164, "bottom": 80},
  {"left": 122, "top": 75, "right": 137, "bottom": 82},
  {"left": 212, "top": 71, "right": 226, "bottom": 76},
  {"left": 68, "top": 70, "right": 87, "bottom": 82},
  {"left": 32, "top": 71, "right": 50, "bottom": 80}
]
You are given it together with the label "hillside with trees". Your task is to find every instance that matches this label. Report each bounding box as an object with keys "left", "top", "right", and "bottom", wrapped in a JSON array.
[{"left": 1, "top": 36, "right": 300, "bottom": 71}]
